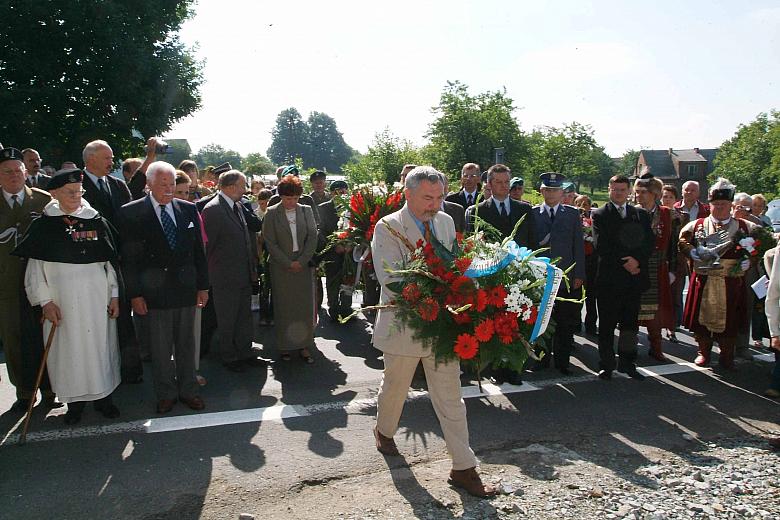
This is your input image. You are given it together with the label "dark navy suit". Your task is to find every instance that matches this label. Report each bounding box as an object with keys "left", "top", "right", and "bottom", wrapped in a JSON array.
[{"left": 534, "top": 203, "right": 586, "bottom": 370}]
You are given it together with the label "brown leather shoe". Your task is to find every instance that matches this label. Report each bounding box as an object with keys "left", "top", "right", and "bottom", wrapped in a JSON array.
[
  {"left": 373, "top": 426, "right": 399, "bottom": 456},
  {"left": 156, "top": 399, "right": 176, "bottom": 414},
  {"left": 448, "top": 467, "right": 498, "bottom": 498},
  {"left": 180, "top": 396, "right": 205, "bottom": 411}
]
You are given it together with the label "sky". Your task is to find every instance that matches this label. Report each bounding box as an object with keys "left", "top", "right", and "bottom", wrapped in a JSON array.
[{"left": 167, "top": 0, "right": 780, "bottom": 159}]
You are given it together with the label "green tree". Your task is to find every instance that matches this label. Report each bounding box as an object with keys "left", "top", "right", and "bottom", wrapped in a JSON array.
[
  {"left": 0, "top": 1, "right": 203, "bottom": 166},
  {"left": 267, "top": 108, "right": 309, "bottom": 166},
  {"left": 712, "top": 110, "right": 780, "bottom": 196},
  {"left": 426, "top": 81, "right": 526, "bottom": 177},
  {"left": 617, "top": 149, "right": 641, "bottom": 177},
  {"left": 342, "top": 129, "right": 423, "bottom": 185},
  {"left": 242, "top": 153, "right": 276, "bottom": 177},
  {"left": 194, "top": 143, "right": 242, "bottom": 170},
  {"left": 306, "top": 111, "right": 354, "bottom": 172},
  {"left": 525, "top": 122, "right": 601, "bottom": 189},
  {"left": 164, "top": 139, "right": 193, "bottom": 169}
]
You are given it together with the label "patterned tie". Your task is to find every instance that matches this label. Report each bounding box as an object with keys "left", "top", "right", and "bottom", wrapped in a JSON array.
[
  {"left": 11, "top": 194, "right": 20, "bottom": 209},
  {"left": 549, "top": 207, "right": 555, "bottom": 223},
  {"left": 466, "top": 194, "right": 473, "bottom": 206},
  {"left": 618, "top": 205, "right": 625, "bottom": 219},
  {"left": 159, "top": 204, "right": 178, "bottom": 250},
  {"left": 423, "top": 220, "right": 433, "bottom": 244},
  {"left": 499, "top": 201, "right": 507, "bottom": 218}
]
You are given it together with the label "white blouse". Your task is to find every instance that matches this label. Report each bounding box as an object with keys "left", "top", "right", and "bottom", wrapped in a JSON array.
[{"left": 285, "top": 208, "right": 299, "bottom": 252}]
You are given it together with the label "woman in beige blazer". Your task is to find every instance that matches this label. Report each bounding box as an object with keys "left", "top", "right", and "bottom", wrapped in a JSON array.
[{"left": 262, "top": 175, "right": 319, "bottom": 363}]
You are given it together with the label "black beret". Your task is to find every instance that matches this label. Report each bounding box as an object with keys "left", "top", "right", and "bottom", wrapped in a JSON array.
[
  {"left": 212, "top": 162, "right": 232, "bottom": 176},
  {"left": 330, "top": 180, "right": 348, "bottom": 190},
  {"left": 0, "top": 147, "right": 23, "bottom": 164},
  {"left": 49, "top": 168, "right": 84, "bottom": 190},
  {"left": 310, "top": 170, "right": 326, "bottom": 181}
]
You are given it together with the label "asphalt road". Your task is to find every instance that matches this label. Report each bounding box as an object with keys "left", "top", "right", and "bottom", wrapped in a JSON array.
[{"left": 1, "top": 303, "right": 778, "bottom": 519}]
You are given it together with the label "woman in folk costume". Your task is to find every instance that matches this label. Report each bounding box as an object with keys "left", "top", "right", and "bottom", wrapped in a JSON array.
[
  {"left": 679, "top": 178, "right": 758, "bottom": 370},
  {"left": 12, "top": 169, "right": 121, "bottom": 424},
  {"left": 634, "top": 172, "right": 677, "bottom": 361}
]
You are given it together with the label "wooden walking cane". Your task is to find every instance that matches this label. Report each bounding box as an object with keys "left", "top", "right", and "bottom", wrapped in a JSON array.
[{"left": 18, "top": 323, "right": 57, "bottom": 445}]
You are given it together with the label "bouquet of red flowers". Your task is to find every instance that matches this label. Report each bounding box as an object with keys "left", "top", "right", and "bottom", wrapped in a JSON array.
[
  {"left": 732, "top": 226, "right": 778, "bottom": 275},
  {"left": 376, "top": 224, "right": 563, "bottom": 375},
  {"left": 333, "top": 184, "right": 404, "bottom": 250}
]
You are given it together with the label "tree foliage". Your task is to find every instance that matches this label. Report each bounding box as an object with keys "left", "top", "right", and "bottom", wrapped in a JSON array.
[
  {"left": 618, "top": 149, "right": 641, "bottom": 177},
  {"left": 194, "top": 143, "right": 242, "bottom": 170},
  {"left": 242, "top": 153, "right": 276, "bottom": 177},
  {"left": 524, "top": 122, "right": 606, "bottom": 189},
  {"left": 426, "top": 81, "right": 526, "bottom": 177},
  {"left": 712, "top": 111, "right": 780, "bottom": 196},
  {"left": 342, "top": 129, "right": 424, "bottom": 186},
  {"left": 0, "top": 0, "right": 203, "bottom": 166},
  {"left": 266, "top": 108, "right": 355, "bottom": 172}
]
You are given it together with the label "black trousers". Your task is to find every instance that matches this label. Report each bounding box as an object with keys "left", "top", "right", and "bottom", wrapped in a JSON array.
[
  {"left": 67, "top": 394, "right": 114, "bottom": 413},
  {"left": 551, "top": 285, "right": 583, "bottom": 369},
  {"left": 597, "top": 287, "right": 641, "bottom": 372}
]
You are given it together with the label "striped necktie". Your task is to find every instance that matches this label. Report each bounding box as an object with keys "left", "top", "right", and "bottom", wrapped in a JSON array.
[{"left": 159, "top": 204, "right": 178, "bottom": 250}]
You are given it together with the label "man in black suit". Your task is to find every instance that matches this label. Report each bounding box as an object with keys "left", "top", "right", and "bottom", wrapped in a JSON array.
[
  {"left": 466, "top": 164, "right": 537, "bottom": 386},
  {"left": 81, "top": 139, "right": 142, "bottom": 383},
  {"left": 119, "top": 161, "right": 209, "bottom": 414},
  {"left": 318, "top": 180, "right": 354, "bottom": 322},
  {"left": 591, "top": 175, "right": 654, "bottom": 380},
  {"left": 442, "top": 200, "right": 466, "bottom": 233},
  {"left": 465, "top": 163, "right": 537, "bottom": 250},
  {"left": 22, "top": 148, "right": 51, "bottom": 190},
  {"left": 445, "top": 162, "right": 481, "bottom": 209}
]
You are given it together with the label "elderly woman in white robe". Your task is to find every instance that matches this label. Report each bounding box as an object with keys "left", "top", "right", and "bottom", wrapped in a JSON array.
[{"left": 13, "top": 168, "right": 121, "bottom": 425}]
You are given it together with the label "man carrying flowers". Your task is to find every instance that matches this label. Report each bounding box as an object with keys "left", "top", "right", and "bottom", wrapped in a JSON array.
[{"left": 370, "top": 166, "right": 497, "bottom": 498}]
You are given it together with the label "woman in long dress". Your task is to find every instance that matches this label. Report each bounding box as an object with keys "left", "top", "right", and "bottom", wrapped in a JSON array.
[
  {"left": 262, "top": 174, "right": 318, "bottom": 363},
  {"left": 13, "top": 169, "right": 121, "bottom": 424}
]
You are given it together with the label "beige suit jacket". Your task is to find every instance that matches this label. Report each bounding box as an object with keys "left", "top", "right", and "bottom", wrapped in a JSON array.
[{"left": 371, "top": 205, "right": 456, "bottom": 357}]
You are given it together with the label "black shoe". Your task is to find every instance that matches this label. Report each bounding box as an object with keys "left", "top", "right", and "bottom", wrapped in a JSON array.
[
  {"left": 64, "top": 410, "right": 82, "bottom": 425},
  {"left": 10, "top": 399, "right": 31, "bottom": 413},
  {"left": 598, "top": 370, "right": 612, "bottom": 380},
  {"left": 42, "top": 396, "right": 64, "bottom": 409},
  {"left": 621, "top": 368, "right": 646, "bottom": 381},
  {"left": 223, "top": 360, "right": 246, "bottom": 373},
  {"left": 244, "top": 356, "right": 269, "bottom": 367},
  {"left": 505, "top": 373, "right": 524, "bottom": 386},
  {"left": 95, "top": 403, "right": 120, "bottom": 419}
]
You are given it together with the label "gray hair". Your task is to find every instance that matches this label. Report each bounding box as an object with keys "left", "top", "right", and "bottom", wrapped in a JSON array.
[
  {"left": 218, "top": 170, "right": 247, "bottom": 189},
  {"left": 404, "top": 166, "right": 447, "bottom": 191},
  {"left": 146, "top": 161, "right": 176, "bottom": 184},
  {"left": 82, "top": 140, "right": 111, "bottom": 164},
  {"left": 681, "top": 180, "right": 700, "bottom": 191},
  {"left": 734, "top": 192, "right": 752, "bottom": 205}
]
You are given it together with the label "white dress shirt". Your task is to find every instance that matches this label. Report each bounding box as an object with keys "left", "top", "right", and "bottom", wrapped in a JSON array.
[{"left": 149, "top": 193, "right": 177, "bottom": 226}]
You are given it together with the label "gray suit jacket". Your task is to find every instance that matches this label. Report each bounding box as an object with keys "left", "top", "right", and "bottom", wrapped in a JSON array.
[
  {"left": 533, "top": 203, "right": 586, "bottom": 280},
  {"left": 202, "top": 194, "right": 257, "bottom": 289},
  {"left": 262, "top": 202, "right": 318, "bottom": 269},
  {"left": 371, "top": 205, "right": 456, "bottom": 356}
]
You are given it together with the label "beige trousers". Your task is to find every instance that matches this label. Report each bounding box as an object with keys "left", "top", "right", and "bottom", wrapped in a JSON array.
[{"left": 376, "top": 352, "right": 478, "bottom": 470}]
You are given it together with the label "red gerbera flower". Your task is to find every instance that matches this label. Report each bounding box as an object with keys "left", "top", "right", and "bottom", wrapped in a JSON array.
[
  {"left": 451, "top": 276, "right": 475, "bottom": 295},
  {"left": 498, "top": 334, "right": 514, "bottom": 344},
  {"left": 474, "top": 319, "right": 495, "bottom": 342},
  {"left": 487, "top": 286, "right": 508, "bottom": 307},
  {"left": 475, "top": 289, "right": 489, "bottom": 312},
  {"left": 418, "top": 297, "right": 440, "bottom": 321},
  {"left": 454, "top": 333, "right": 479, "bottom": 359},
  {"left": 452, "top": 312, "right": 472, "bottom": 325},
  {"left": 524, "top": 305, "right": 538, "bottom": 325}
]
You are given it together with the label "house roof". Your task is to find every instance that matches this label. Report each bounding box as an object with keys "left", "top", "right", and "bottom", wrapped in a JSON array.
[{"left": 638, "top": 148, "right": 718, "bottom": 179}]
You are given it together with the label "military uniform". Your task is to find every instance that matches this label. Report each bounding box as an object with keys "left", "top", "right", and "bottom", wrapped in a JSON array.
[{"left": 0, "top": 185, "right": 52, "bottom": 401}]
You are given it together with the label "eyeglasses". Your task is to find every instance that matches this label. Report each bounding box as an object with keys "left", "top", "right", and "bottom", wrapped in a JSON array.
[
  {"left": 61, "top": 188, "right": 86, "bottom": 196},
  {"left": 462, "top": 173, "right": 480, "bottom": 178}
]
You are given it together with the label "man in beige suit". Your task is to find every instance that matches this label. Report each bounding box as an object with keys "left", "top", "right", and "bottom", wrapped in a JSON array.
[{"left": 371, "top": 166, "right": 496, "bottom": 497}]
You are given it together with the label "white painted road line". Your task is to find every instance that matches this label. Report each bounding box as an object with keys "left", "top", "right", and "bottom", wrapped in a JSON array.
[{"left": 2, "top": 358, "right": 771, "bottom": 445}]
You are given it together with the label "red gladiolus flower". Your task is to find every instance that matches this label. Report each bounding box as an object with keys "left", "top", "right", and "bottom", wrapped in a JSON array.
[
  {"left": 494, "top": 311, "right": 519, "bottom": 337},
  {"left": 454, "top": 333, "right": 479, "bottom": 359},
  {"left": 456, "top": 231, "right": 464, "bottom": 243},
  {"left": 418, "top": 297, "right": 440, "bottom": 321},
  {"left": 416, "top": 239, "right": 425, "bottom": 249},
  {"left": 402, "top": 283, "right": 422, "bottom": 302},
  {"left": 337, "top": 231, "right": 349, "bottom": 239},
  {"left": 474, "top": 319, "right": 495, "bottom": 342},
  {"left": 454, "top": 257, "right": 473, "bottom": 273}
]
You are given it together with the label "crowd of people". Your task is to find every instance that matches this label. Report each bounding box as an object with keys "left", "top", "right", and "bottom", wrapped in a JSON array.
[{"left": 2, "top": 139, "right": 780, "bottom": 493}]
